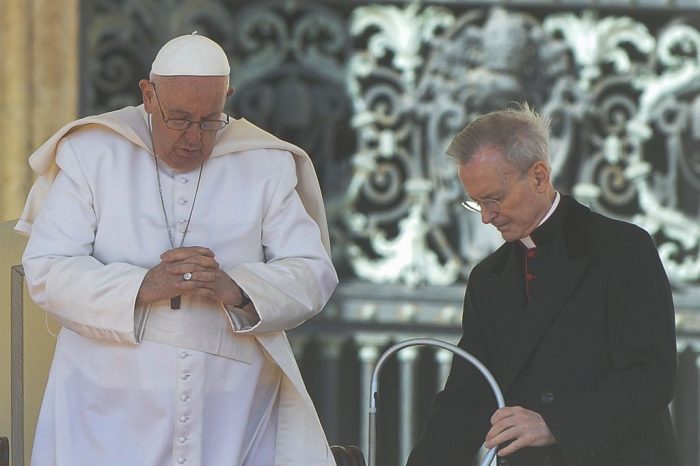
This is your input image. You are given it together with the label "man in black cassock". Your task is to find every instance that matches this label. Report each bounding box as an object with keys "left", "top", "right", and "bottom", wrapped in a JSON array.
[{"left": 407, "top": 104, "right": 680, "bottom": 466}]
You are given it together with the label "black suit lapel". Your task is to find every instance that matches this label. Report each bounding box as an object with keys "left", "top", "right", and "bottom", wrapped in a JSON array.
[
  {"left": 500, "top": 245, "right": 589, "bottom": 392},
  {"left": 478, "top": 244, "right": 527, "bottom": 382},
  {"left": 498, "top": 196, "right": 592, "bottom": 393},
  {"left": 493, "top": 243, "right": 527, "bottom": 317}
]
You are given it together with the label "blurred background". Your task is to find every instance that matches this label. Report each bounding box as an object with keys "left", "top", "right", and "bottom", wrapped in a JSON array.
[{"left": 2, "top": 0, "right": 700, "bottom": 465}]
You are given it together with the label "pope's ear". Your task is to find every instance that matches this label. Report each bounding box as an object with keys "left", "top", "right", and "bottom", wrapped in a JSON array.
[
  {"left": 227, "top": 87, "right": 235, "bottom": 98},
  {"left": 139, "top": 80, "right": 155, "bottom": 113}
]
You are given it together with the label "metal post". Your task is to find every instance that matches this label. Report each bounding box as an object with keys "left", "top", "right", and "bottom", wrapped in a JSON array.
[
  {"left": 435, "top": 348, "right": 453, "bottom": 391},
  {"left": 397, "top": 346, "right": 418, "bottom": 465},
  {"left": 318, "top": 336, "right": 343, "bottom": 442},
  {"left": 358, "top": 341, "right": 380, "bottom": 459}
]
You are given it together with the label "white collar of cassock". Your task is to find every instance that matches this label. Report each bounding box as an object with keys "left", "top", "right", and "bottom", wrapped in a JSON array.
[{"left": 519, "top": 192, "right": 561, "bottom": 249}]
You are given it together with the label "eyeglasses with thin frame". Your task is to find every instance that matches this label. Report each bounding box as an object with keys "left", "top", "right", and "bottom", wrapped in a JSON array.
[
  {"left": 150, "top": 82, "right": 230, "bottom": 132},
  {"left": 461, "top": 170, "right": 529, "bottom": 214}
]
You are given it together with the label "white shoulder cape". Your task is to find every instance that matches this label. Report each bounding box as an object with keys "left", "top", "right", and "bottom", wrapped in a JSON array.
[{"left": 15, "top": 105, "right": 331, "bottom": 255}]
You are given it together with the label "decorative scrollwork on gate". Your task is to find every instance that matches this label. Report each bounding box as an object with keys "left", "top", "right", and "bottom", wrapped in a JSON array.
[{"left": 343, "top": 4, "right": 700, "bottom": 293}]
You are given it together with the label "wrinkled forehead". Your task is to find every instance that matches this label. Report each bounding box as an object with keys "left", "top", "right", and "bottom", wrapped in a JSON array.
[
  {"left": 149, "top": 75, "right": 230, "bottom": 116},
  {"left": 151, "top": 74, "right": 229, "bottom": 89},
  {"left": 150, "top": 75, "right": 230, "bottom": 103}
]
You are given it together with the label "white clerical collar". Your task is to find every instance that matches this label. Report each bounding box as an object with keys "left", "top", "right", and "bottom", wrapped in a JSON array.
[{"left": 519, "top": 192, "right": 561, "bottom": 249}]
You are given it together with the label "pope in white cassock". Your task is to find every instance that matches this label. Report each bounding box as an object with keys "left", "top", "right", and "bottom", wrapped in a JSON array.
[{"left": 17, "top": 33, "right": 339, "bottom": 466}]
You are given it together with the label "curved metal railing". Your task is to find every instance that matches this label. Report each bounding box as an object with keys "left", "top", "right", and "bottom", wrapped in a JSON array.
[{"left": 368, "top": 338, "right": 505, "bottom": 466}]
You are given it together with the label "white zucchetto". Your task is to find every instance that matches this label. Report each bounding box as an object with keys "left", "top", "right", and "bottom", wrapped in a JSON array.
[{"left": 151, "top": 32, "right": 230, "bottom": 77}]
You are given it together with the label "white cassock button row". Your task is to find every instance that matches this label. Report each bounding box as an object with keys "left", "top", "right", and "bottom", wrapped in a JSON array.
[
  {"left": 178, "top": 198, "right": 188, "bottom": 206},
  {"left": 175, "top": 348, "right": 197, "bottom": 464},
  {"left": 179, "top": 177, "right": 188, "bottom": 183}
]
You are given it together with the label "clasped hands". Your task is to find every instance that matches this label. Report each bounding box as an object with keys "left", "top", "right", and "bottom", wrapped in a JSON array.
[
  {"left": 136, "top": 246, "right": 244, "bottom": 307},
  {"left": 485, "top": 406, "right": 556, "bottom": 457}
]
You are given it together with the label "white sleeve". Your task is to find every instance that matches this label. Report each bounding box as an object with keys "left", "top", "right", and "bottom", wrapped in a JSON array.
[
  {"left": 223, "top": 152, "right": 338, "bottom": 333},
  {"left": 21, "top": 137, "right": 148, "bottom": 344}
]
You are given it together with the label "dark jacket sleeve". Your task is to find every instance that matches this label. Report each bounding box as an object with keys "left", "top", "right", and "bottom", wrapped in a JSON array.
[
  {"left": 407, "top": 276, "right": 499, "bottom": 466},
  {"left": 541, "top": 228, "right": 677, "bottom": 464}
]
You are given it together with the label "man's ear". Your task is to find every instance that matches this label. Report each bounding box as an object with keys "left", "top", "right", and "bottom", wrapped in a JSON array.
[
  {"left": 532, "top": 161, "right": 550, "bottom": 191},
  {"left": 139, "top": 79, "right": 154, "bottom": 113}
]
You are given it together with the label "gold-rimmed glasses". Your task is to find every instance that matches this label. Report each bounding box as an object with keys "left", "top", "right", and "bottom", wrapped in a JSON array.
[{"left": 461, "top": 170, "right": 529, "bottom": 214}]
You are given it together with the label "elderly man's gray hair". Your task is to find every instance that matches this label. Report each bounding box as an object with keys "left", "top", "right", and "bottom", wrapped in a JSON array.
[{"left": 447, "top": 103, "right": 551, "bottom": 171}]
